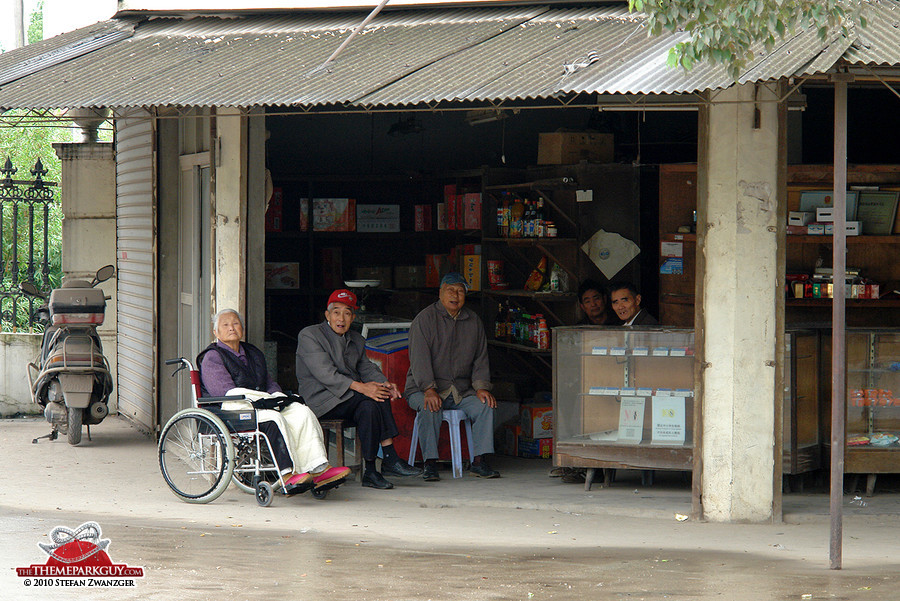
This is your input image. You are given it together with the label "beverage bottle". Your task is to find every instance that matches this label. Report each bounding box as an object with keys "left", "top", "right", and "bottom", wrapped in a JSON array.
[
  {"left": 501, "top": 199, "right": 510, "bottom": 237},
  {"left": 537, "top": 315, "right": 549, "bottom": 350},
  {"left": 536, "top": 198, "right": 545, "bottom": 237},
  {"left": 510, "top": 197, "right": 525, "bottom": 238},
  {"left": 495, "top": 302, "right": 506, "bottom": 340},
  {"left": 496, "top": 206, "right": 504, "bottom": 236}
]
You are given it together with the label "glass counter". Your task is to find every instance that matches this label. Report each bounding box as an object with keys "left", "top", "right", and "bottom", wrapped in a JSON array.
[
  {"left": 845, "top": 329, "right": 900, "bottom": 474},
  {"left": 553, "top": 326, "right": 696, "bottom": 474}
]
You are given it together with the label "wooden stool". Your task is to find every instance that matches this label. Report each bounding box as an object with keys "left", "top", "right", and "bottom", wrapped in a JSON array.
[{"left": 319, "top": 419, "right": 362, "bottom": 479}]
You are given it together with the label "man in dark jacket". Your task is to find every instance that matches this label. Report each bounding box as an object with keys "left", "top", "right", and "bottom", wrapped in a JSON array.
[
  {"left": 296, "top": 289, "right": 422, "bottom": 490},
  {"left": 609, "top": 282, "right": 658, "bottom": 326},
  {"left": 405, "top": 272, "right": 499, "bottom": 481}
]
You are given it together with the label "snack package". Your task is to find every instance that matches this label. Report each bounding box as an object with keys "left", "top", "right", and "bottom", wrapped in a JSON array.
[{"left": 525, "top": 256, "right": 548, "bottom": 291}]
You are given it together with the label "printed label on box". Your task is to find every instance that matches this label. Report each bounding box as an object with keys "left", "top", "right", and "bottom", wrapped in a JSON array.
[
  {"left": 591, "top": 347, "right": 609, "bottom": 355},
  {"left": 357, "top": 204, "right": 400, "bottom": 233}
]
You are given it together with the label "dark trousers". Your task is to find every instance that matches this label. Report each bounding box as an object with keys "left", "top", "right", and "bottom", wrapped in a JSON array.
[{"left": 320, "top": 391, "right": 400, "bottom": 461}]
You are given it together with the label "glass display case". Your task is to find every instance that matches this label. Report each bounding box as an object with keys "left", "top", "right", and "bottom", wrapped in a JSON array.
[
  {"left": 783, "top": 329, "right": 823, "bottom": 480},
  {"left": 845, "top": 329, "right": 900, "bottom": 476},
  {"left": 553, "top": 326, "right": 697, "bottom": 483}
]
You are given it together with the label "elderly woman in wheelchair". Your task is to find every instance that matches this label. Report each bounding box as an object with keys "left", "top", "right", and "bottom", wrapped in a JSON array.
[{"left": 158, "top": 309, "right": 349, "bottom": 506}]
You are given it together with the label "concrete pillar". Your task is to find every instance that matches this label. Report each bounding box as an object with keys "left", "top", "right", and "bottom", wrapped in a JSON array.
[
  {"left": 698, "top": 83, "right": 785, "bottom": 521},
  {"left": 212, "top": 108, "right": 248, "bottom": 319},
  {"left": 53, "top": 142, "right": 118, "bottom": 412}
]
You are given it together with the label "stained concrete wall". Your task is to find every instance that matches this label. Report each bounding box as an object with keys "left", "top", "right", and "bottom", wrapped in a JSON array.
[
  {"left": 213, "top": 108, "right": 248, "bottom": 320},
  {"left": 699, "top": 83, "right": 784, "bottom": 521},
  {"left": 0, "top": 334, "right": 42, "bottom": 416}
]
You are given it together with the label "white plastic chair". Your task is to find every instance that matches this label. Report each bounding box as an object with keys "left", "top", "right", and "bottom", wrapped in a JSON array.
[{"left": 408, "top": 409, "right": 475, "bottom": 478}]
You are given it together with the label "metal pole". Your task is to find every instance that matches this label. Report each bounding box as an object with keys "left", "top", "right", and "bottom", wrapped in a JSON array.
[
  {"left": 829, "top": 73, "right": 851, "bottom": 571},
  {"left": 310, "top": 0, "right": 391, "bottom": 75}
]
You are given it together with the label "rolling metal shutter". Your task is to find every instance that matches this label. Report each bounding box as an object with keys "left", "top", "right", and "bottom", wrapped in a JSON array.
[{"left": 114, "top": 109, "right": 156, "bottom": 432}]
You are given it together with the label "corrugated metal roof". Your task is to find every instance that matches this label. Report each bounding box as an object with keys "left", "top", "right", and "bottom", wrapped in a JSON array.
[{"left": 0, "top": 3, "right": 897, "bottom": 111}]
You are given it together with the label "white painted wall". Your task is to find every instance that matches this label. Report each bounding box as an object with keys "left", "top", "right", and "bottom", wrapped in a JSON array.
[
  {"left": 700, "top": 83, "right": 781, "bottom": 522},
  {"left": 0, "top": 333, "right": 42, "bottom": 416}
]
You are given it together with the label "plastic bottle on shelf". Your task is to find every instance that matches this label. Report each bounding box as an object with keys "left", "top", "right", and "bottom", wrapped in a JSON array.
[
  {"left": 509, "top": 196, "right": 525, "bottom": 238},
  {"left": 537, "top": 315, "right": 549, "bottom": 350},
  {"left": 500, "top": 198, "right": 510, "bottom": 237},
  {"left": 495, "top": 301, "right": 507, "bottom": 340},
  {"left": 536, "top": 198, "right": 545, "bottom": 237}
]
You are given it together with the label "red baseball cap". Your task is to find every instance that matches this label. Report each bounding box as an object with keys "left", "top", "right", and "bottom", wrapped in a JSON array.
[{"left": 327, "top": 289, "right": 358, "bottom": 310}]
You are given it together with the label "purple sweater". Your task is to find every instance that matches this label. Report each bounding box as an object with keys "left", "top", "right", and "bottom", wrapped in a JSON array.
[{"left": 200, "top": 341, "right": 282, "bottom": 397}]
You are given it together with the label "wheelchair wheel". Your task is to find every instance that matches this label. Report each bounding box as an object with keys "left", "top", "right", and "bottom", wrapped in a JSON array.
[
  {"left": 255, "top": 481, "right": 274, "bottom": 507},
  {"left": 231, "top": 435, "right": 282, "bottom": 494},
  {"left": 159, "top": 409, "right": 235, "bottom": 504},
  {"left": 311, "top": 488, "right": 328, "bottom": 500}
]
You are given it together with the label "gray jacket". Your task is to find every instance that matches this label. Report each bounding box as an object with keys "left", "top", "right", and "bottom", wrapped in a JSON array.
[
  {"left": 404, "top": 301, "right": 491, "bottom": 400},
  {"left": 295, "top": 321, "right": 387, "bottom": 417}
]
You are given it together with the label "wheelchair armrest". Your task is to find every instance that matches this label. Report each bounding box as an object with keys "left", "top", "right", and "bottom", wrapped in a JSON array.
[{"left": 197, "top": 395, "right": 247, "bottom": 405}]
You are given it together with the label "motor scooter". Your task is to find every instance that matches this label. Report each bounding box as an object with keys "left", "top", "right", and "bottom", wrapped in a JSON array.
[{"left": 20, "top": 266, "right": 115, "bottom": 445}]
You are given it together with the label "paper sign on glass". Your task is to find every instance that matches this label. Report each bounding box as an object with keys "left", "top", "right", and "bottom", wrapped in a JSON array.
[
  {"left": 651, "top": 396, "right": 686, "bottom": 445},
  {"left": 617, "top": 396, "right": 645, "bottom": 444}
]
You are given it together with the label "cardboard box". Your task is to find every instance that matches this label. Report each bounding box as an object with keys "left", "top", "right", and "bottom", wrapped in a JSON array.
[
  {"left": 425, "top": 254, "right": 449, "bottom": 287},
  {"left": 355, "top": 266, "right": 392, "bottom": 288},
  {"left": 436, "top": 202, "right": 448, "bottom": 230},
  {"left": 788, "top": 211, "right": 813, "bottom": 226},
  {"left": 414, "top": 204, "right": 433, "bottom": 231},
  {"left": 518, "top": 436, "right": 553, "bottom": 458},
  {"left": 265, "top": 187, "right": 283, "bottom": 232},
  {"left": 461, "top": 254, "right": 482, "bottom": 291},
  {"left": 497, "top": 424, "right": 521, "bottom": 456},
  {"left": 807, "top": 223, "right": 826, "bottom": 235},
  {"left": 264, "top": 262, "right": 300, "bottom": 289},
  {"left": 537, "top": 132, "right": 614, "bottom": 165},
  {"left": 463, "top": 193, "right": 482, "bottom": 229},
  {"left": 300, "top": 198, "right": 356, "bottom": 231},
  {"left": 357, "top": 204, "right": 400, "bottom": 233},
  {"left": 816, "top": 207, "right": 835, "bottom": 222},
  {"left": 521, "top": 405, "right": 553, "bottom": 439},
  {"left": 824, "top": 221, "right": 861, "bottom": 236},
  {"left": 394, "top": 265, "right": 426, "bottom": 288}
]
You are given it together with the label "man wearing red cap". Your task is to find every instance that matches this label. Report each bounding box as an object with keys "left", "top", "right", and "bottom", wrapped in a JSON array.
[{"left": 296, "top": 289, "right": 422, "bottom": 489}]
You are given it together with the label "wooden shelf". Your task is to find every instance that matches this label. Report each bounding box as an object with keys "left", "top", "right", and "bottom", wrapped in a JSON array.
[
  {"left": 482, "top": 237, "right": 577, "bottom": 246},
  {"left": 787, "top": 235, "right": 900, "bottom": 244},
  {"left": 483, "top": 177, "right": 577, "bottom": 191},
  {"left": 483, "top": 289, "right": 576, "bottom": 301},
  {"left": 488, "top": 339, "right": 551, "bottom": 355},
  {"left": 786, "top": 298, "right": 900, "bottom": 307}
]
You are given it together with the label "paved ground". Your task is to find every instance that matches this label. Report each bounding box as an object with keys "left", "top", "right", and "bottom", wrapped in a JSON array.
[{"left": 3, "top": 416, "right": 900, "bottom": 600}]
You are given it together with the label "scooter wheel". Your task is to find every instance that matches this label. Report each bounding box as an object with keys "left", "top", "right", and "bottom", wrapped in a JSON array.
[
  {"left": 255, "top": 481, "right": 273, "bottom": 507},
  {"left": 67, "top": 407, "right": 83, "bottom": 446}
]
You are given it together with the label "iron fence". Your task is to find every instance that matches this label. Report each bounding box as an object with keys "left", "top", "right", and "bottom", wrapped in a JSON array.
[{"left": 0, "top": 157, "right": 58, "bottom": 332}]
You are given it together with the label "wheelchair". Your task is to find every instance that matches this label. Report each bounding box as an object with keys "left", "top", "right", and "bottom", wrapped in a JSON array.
[{"left": 158, "top": 357, "right": 342, "bottom": 506}]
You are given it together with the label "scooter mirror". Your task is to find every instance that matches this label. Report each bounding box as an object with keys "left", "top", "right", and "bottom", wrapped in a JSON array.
[
  {"left": 19, "top": 281, "right": 44, "bottom": 297},
  {"left": 94, "top": 265, "right": 115, "bottom": 285}
]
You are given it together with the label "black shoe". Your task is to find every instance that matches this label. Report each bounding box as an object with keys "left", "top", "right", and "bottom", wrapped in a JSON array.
[
  {"left": 381, "top": 457, "right": 424, "bottom": 477},
  {"left": 469, "top": 461, "right": 500, "bottom": 478},
  {"left": 422, "top": 462, "right": 440, "bottom": 482},
  {"left": 362, "top": 470, "right": 394, "bottom": 489}
]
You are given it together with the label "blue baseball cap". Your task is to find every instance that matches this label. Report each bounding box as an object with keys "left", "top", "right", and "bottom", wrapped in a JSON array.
[{"left": 440, "top": 272, "right": 469, "bottom": 291}]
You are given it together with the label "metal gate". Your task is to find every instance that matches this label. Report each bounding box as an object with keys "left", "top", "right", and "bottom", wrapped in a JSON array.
[
  {"left": 114, "top": 110, "right": 156, "bottom": 432},
  {"left": 0, "top": 157, "right": 57, "bottom": 331}
]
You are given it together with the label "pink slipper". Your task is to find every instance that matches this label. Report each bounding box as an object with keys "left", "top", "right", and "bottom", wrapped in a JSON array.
[
  {"left": 313, "top": 466, "right": 351, "bottom": 488},
  {"left": 286, "top": 473, "right": 312, "bottom": 486}
]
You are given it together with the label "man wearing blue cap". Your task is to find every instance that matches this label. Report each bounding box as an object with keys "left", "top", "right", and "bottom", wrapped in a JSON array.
[{"left": 405, "top": 272, "right": 499, "bottom": 481}]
